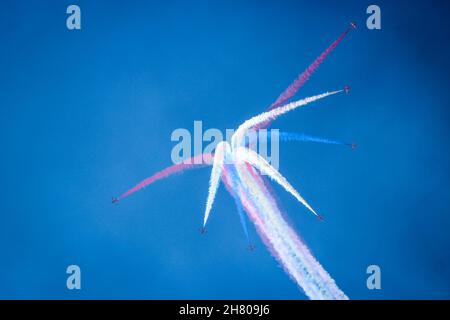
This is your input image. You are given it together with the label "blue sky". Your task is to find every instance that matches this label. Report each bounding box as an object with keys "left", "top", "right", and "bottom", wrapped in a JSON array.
[{"left": 1, "top": 0, "right": 450, "bottom": 299}]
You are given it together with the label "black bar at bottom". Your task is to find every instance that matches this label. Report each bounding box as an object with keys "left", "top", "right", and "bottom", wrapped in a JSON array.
[{"left": 0, "top": 300, "right": 446, "bottom": 318}]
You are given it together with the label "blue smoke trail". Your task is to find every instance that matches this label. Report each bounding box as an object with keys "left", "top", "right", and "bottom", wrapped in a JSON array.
[
  {"left": 225, "top": 165, "right": 251, "bottom": 245},
  {"left": 279, "top": 132, "right": 356, "bottom": 148},
  {"left": 246, "top": 131, "right": 356, "bottom": 149}
]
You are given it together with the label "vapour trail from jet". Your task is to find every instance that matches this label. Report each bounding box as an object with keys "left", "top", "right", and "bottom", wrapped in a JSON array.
[
  {"left": 221, "top": 162, "right": 348, "bottom": 299},
  {"left": 114, "top": 153, "right": 212, "bottom": 202},
  {"left": 247, "top": 131, "right": 356, "bottom": 148},
  {"left": 256, "top": 21, "right": 356, "bottom": 130},
  {"left": 278, "top": 132, "right": 356, "bottom": 148},
  {"left": 232, "top": 90, "right": 343, "bottom": 150}
]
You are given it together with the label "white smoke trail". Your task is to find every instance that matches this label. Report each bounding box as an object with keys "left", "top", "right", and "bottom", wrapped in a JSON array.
[
  {"left": 231, "top": 164, "right": 348, "bottom": 299},
  {"left": 232, "top": 90, "right": 343, "bottom": 149},
  {"left": 203, "top": 141, "right": 230, "bottom": 227},
  {"left": 234, "top": 147, "right": 319, "bottom": 218}
]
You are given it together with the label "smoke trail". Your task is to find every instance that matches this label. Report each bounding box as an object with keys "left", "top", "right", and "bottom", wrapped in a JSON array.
[
  {"left": 248, "top": 131, "right": 356, "bottom": 148},
  {"left": 225, "top": 163, "right": 348, "bottom": 299},
  {"left": 233, "top": 90, "right": 343, "bottom": 149},
  {"left": 235, "top": 147, "right": 319, "bottom": 218},
  {"left": 270, "top": 23, "right": 356, "bottom": 110},
  {"left": 223, "top": 165, "right": 251, "bottom": 244},
  {"left": 252, "top": 22, "right": 356, "bottom": 131},
  {"left": 203, "top": 142, "right": 229, "bottom": 227},
  {"left": 114, "top": 153, "right": 213, "bottom": 202},
  {"left": 232, "top": 187, "right": 251, "bottom": 243},
  {"left": 279, "top": 132, "right": 355, "bottom": 148}
]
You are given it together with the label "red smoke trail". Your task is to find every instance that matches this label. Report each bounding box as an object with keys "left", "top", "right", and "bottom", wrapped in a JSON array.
[
  {"left": 115, "top": 153, "right": 213, "bottom": 202},
  {"left": 256, "top": 22, "right": 356, "bottom": 130}
]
